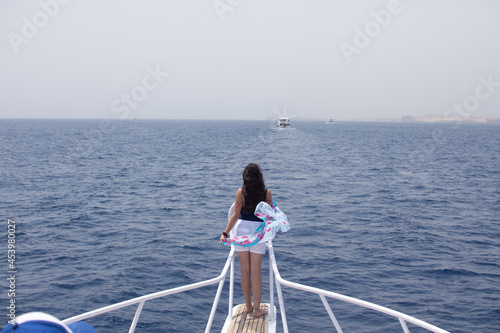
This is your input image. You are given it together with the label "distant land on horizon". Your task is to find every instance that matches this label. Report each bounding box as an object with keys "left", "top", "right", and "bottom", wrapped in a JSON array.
[{"left": 294, "top": 114, "right": 500, "bottom": 123}]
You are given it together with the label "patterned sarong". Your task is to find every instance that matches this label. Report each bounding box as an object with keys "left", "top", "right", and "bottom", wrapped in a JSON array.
[{"left": 222, "top": 201, "right": 290, "bottom": 247}]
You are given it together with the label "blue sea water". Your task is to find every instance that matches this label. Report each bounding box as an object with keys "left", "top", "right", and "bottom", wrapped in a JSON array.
[{"left": 1, "top": 119, "right": 499, "bottom": 333}]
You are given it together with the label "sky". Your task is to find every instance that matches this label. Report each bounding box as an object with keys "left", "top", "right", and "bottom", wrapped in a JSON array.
[{"left": 1, "top": 0, "right": 499, "bottom": 120}]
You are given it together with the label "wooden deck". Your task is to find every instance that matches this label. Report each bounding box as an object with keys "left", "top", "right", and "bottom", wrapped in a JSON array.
[{"left": 226, "top": 304, "right": 269, "bottom": 333}]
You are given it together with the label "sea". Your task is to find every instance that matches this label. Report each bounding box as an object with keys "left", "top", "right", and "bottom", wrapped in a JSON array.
[{"left": 1, "top": 119, "right": 499, "bottom": 333}]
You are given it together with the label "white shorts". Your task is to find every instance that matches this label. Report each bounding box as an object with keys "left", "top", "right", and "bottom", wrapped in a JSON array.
[{"left": 232, "top": 220, "right": 267, "bottom": 255}]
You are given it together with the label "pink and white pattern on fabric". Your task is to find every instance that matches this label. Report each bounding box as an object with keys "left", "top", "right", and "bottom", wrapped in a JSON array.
[{"left": 222, "top": 201, "right": 290, "bottom": 247}]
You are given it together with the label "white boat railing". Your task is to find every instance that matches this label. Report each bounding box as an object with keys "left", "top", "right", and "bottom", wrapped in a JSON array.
[
  {"left": 61, "top": 241, "right": 449, "bottom": 333},
  {"left": 266, "top": 240, "right": 450, "bottom": 333},
  {"left": 62, "top": 247, "right": 237, "bottom": 333}
]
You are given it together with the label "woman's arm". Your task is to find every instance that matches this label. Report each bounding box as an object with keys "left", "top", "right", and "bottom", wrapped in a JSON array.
[
  {"left": 219, "top": 189, "right": 244, "bottom": 243},
  {"left": 266, "top": 189, "right": 273, "bottom": 206}
]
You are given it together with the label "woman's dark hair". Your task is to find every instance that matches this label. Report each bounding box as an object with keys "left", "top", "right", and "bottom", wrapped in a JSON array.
[{"left": 241, "top": 163, "right": 267, "bottom": 214}]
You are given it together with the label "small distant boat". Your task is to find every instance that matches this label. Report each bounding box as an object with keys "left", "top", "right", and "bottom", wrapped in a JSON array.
[
  {"left": 277, "top": 117, "right": 291, "bottom": 129},
  {"left": 326, "top": 118, "right": 335, "bottom": 124}
]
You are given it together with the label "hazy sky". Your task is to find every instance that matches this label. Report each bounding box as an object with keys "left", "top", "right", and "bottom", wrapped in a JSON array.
[{"left": 1, "top": 0, "right": 499, "bottom": 120}]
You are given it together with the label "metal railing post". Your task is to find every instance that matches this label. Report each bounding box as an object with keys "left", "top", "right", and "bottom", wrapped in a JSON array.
[
  {"left": 128, "top": 301, "right": 145, "bottom": 333},
  {"left": 268, "top": 241, "right": 275, "bottom": 321},
  {"left": 275, "top": 275, "right": 288, "bottom": 333},
  {"left": 268, "top": 242, "right": 288, "bottom": 333},
  {"left": 229, "top": 246, "right": 235, "bottom": 318},
  {"left": 399, "top": 318, "right": 410, "bottom": 333},
  {"left": 319, "top": 294, "right": 343, "bottom": 333},
  {"left": 205, "top": 278, "right": 226, "bottom": 333}
]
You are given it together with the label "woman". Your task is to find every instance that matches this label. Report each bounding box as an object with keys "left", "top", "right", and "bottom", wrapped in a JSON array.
[{"left": 219, "top": 163, "right": 272, "bottom": 317}]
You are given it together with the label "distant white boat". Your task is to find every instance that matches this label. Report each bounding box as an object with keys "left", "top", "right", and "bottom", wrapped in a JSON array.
[
  {"left": 325, "top": 118, "right": 335, "bottom": 124},
  {"left": 277, "top": 117, "right": 291, "bottom": 129}
]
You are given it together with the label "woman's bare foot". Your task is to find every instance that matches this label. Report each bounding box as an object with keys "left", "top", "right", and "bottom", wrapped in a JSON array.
[
  {"left": 245, "top": 305, "right": 253, "bottom": 313},
  {"left": 254, "top": 309, "right": 267, "bottom": 317}
]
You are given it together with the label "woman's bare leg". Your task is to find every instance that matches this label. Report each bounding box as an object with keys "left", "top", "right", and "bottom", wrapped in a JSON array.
[
  {"left": 237, "top": 251, "right": 253, "bottom": 312},
  {"left": 250, "top": 252, "right": 267, "bottom": 317}
]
